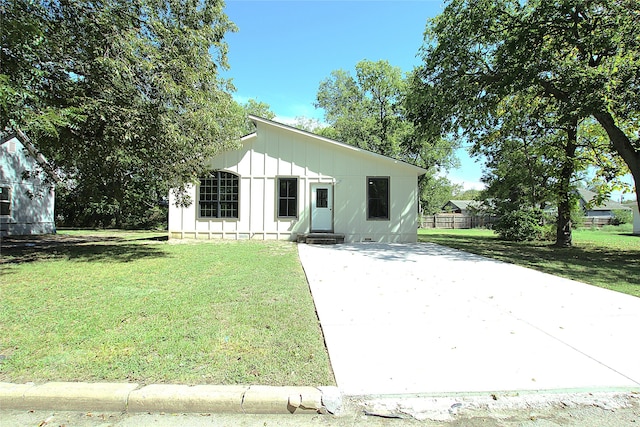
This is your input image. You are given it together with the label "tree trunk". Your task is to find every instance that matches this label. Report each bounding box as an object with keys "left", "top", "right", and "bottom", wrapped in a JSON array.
[
  {"left": 555, "top": 121, "right": 578, "bottom": 248},
  {"left": 556, "top": 194, "right": 573, "bottom": 247},
  {"left": 594, "top": 111, "right": 640, "bottom": 213}
]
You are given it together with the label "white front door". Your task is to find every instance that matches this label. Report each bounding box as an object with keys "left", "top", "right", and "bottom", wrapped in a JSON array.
[{"left": 311, "top": 183, "right": 333, "bottom": 232}]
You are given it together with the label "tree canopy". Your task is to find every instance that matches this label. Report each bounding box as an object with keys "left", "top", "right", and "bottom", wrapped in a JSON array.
[
  {"left": 315, "top": 59, "right": 459, "bottom": 213},
  {"left": 410, "top": 0, "right": 639, "bottom": 242},
  {"left": 240, "top": 99, "right": 275, "bottom": 135},
  {"left": 1, "top": 0, "right": 244, "bottom": 227},
  {"left": 316, "top": 60, "right": 409, "bottom": 158}
]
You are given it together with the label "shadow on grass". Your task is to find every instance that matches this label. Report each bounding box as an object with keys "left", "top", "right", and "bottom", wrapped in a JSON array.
[
  {"left": 620, "top": 233, "right": 640, "bottom": 238},
  {"left": 419, "top": 233, "right": 640, "bottom": 297},
  {"left": 0, "top": 234, "right": 168, "bottom": 265}
]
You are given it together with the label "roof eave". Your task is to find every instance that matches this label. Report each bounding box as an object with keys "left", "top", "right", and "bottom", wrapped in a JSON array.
[{"left": 7, "top": 128, "right": 62, "bottom": 183}]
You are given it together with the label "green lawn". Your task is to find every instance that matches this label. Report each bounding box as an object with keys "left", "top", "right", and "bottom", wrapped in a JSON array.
[
  {"left": 0, "top": 230, "right": 335, "bottom": 386},
  {"left": 419, "top": 226, "right": 640, "bottom": 298}
]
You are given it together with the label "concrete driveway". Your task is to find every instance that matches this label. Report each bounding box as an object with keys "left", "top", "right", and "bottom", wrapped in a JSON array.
[{"left": 298, "top": 242, "right": 640, "bottom": 396}]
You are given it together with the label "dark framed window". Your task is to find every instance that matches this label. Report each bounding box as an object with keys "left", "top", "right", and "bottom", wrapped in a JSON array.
[
  {"left": 0, "top": 186, "right": 10, "bottom": 216},
  {"left": 199, "top": 171, "right": 239, "bottom": 218},
  {"left": 278, "top": 178, "right": 298, "bottom": 218},
  {"left": 367, "top": 177, "right": 389, "bottom": 220}
]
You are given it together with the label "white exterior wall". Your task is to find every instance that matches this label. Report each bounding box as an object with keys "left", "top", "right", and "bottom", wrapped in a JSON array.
[
  {"left": 0, "top": 138, "right": 56, "bottom": 236},
  {"left": 169, "top": 120, "right": 424, "bottom": 243}
]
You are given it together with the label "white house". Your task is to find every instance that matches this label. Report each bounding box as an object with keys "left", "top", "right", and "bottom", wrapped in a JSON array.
[
  {"left": 1, "top": 131, "right": 58, "bottom": 235},
  {"left": 168, "top": 115, "right": 427, "bottom": 243}
]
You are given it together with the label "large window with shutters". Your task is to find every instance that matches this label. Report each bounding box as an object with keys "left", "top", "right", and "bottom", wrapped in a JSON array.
[
  {"left": 277, "top": 178, "right": 298, "bottom": 218},
  {"left": 198, "top": 171, "right": 239, "bottom": 218},
  {"left": 367, "top": 177, "right": 389, "bottom": 220}
]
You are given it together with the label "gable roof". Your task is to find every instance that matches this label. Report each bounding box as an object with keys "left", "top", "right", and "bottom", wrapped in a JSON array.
[
  {"left": 247, "top": 115, "right": 428, "bottom": 175},
  {"left": 576, "top": 188, "right": 631, "bottom": 211},
  {"left": 1, "top": 129, "right": 61, "bottom": 183},
  {"left": 443, "top": 200, "right": 486, "bottom": 212},
  {"left": 444, "top": 200, "right": 474, "bottom": 211}
]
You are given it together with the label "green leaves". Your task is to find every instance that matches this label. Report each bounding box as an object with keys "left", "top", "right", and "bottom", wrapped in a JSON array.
[
  {"left": 315, "top": 59, "right": 460, "bottom": 213},
  {"left": 411, "top": 0, "right": 640, "bottom": 245},
  {"left": 316, "top": 60, "right": 408, "bottom": 157},
  {"left": 2, "top": 0, "right": 244, "bottom": 227}
]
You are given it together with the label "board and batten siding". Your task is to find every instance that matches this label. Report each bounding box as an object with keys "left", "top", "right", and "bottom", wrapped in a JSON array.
[{"left": 168, "top": 117, "right": 425, "bottom": 243}]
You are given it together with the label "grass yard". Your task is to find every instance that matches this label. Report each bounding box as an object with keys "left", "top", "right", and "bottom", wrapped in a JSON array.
[
  {"left": 419, "top": 225, "right": 640, "bottom": 298},
  {"left": 0, "top": 230, "right": 335, "bottom": 386}
]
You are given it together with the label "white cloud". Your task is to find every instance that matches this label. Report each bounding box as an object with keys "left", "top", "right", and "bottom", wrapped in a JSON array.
[
  {"left": 273, "top": 115, "right": 298, "bottom": 126},
  {"left": 448, "top": 175, "right": 486, "bottom": 191},
  {"left": 232, "top": 94, "right": 252, "bottom": 105},
  {"left": 289, "top": 103, "right": 324, "bottom": 120},
  {"left": 273, "top": 115, "right": 329, "bottom": 131}
]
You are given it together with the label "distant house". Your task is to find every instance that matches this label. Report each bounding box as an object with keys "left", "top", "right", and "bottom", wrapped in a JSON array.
[
  {"left": 1, "top": 131, "right": 59, "bottom": 236},
  {"left": 168, "top": 115, "right": 427, "bottom": 243},
  {"left": 442, "top": 200, "right": 483, "bottom": 215},
  {"left": 576, "top": 188, "right": 632, "bottom": 218}
]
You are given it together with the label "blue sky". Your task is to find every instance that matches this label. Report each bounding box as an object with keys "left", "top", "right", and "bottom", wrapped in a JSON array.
[{"left": 220, "top": 0, "right": 485, "bottom": 190}]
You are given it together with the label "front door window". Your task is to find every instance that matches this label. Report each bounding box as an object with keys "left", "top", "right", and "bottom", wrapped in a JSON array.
[{"left": 316, "top": 188, "right": 328, "bottom": 208}]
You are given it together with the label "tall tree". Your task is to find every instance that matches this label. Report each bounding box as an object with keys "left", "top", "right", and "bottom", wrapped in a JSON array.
[
  {"left": 470, "top": 92, "right": 586, "bottom": 245},
  {"left": 421, "top": 176, "right": 462, "bottom": 215},
  {"left": 316, "top": 59, "right": 459, "bottom": 212},
  {"left": 1, "top": 0, "right": 243, "bottom": 227},
  {"left": 316, "top": 60, "right": 414, "bottom": 159},
  {"left": 410, "top": 0, "right": 639, "bottom": 244},
  {"left": 240, "top": 99, "right": 275, "bottom": 135}
]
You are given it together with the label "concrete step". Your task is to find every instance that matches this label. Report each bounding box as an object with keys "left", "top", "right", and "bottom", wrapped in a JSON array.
[
  {"left": 298, "top": 233, "right": 345, "bottom": 244},
  {"left": 305, "top": 238, "right": 337, "bottom": 245}
]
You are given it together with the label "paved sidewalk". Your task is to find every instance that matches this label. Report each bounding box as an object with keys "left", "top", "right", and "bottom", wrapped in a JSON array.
[{"left": 298, "top": 242, "right": 640, "bottom": 396}]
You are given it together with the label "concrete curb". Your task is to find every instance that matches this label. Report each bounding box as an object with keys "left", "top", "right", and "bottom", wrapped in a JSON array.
[{"left": 0, "top": 382, "right": 341, "bottom": 415}]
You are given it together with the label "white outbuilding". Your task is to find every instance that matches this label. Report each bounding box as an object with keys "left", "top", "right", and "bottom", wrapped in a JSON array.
[
  {"left": 1, "top": 131, "right": 58, "bottom": 236},
  {"left": 168, "top": 115, "right": 427, "bottom": 243}
]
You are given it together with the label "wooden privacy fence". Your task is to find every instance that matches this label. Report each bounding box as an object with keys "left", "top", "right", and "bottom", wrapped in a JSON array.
[
  {"left": 421, "top": 214, "right": 614, "bottom": 229},
  {"left": 580, "top": 216, "right": 613, "bottom": 228},
  {"left": 420, "top": 214, "right": 496, "bottom": 229}
]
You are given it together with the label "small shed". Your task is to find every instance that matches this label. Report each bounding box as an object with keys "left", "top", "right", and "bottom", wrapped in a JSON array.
[
  {"left": 1, "top": 131, "right": 58, "bottom": 236},
  {"left": 168, "top": 116, "right": 427, "bottom": 243}
]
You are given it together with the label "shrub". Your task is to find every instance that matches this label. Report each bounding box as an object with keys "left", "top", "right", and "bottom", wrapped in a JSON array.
[
  {"left": 611, "top": 209, "right": 633, "bottom": 226},
  {"left": 539, "top": 223, "right": 556, "bottom": 241},
  {"left": 494, "top": 208, "right": 542, "bottom": 241}
]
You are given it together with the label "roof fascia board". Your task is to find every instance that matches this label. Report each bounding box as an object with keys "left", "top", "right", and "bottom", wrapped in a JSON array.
[{"left": 241, "top": 132, "right": 257, "bottom": 143}]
